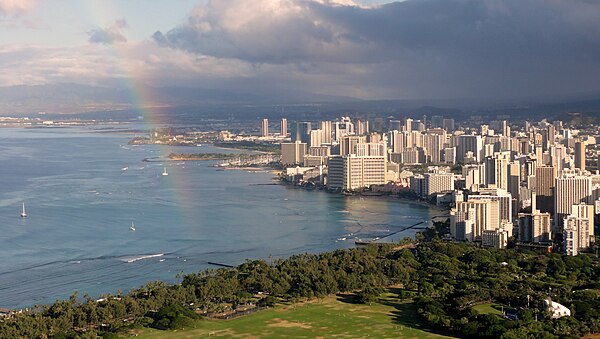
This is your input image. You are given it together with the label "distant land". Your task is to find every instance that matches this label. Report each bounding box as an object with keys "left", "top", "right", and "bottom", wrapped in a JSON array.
[{"left": 1, "top": 83, "right": 600, "bottom": 124}]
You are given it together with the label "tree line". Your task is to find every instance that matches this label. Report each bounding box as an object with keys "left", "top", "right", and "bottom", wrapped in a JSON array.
[{"left": 1, "top": 237, "right": 599, "bottom": 338}]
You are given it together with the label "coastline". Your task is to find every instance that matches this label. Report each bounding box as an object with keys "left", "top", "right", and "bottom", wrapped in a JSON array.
[{"left": 279, "top": 182, "right": 449, "bottom": 214}]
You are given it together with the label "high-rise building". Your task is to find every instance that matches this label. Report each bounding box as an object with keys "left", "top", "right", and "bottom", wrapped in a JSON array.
[
  {"left": 535, "top": 165, "right": 556, "bottom": 214},
  {"left": 469, "top": 188, "right": 513, "bottom": 223},
  {"left": 320, "top": 121, "right": 332, "bottom": 144},
  {"left": 574, "top": 141, "right": 586, "bottom": 172},
  {"left": 356, "top": 119, "right": 369, "bottom": 135},
  {"left": 570, "top": 203, "right": 595, "bottom": 240},
  {"left": 355, "top": 142, "right": 386, "bottom": 157},
  {"left": 550, "top": 144, "right": 566, "bottom": 174},
  {"left": 327, "top": 155, "right": 387, "bottom": 190},
  {"left": 291, "top": 121, "right": 312, "bottom": 143},
  {"left": 457, "top": 135, "right": 483, "bottom": 163},
  {"left": 280, "top": 118, "right": 288, "bottom": 136},
  {"left": 507, "top": 162, "right": 521, "bottom": 209},
  {"left": 333, "top": 117, "right": 354, "bottom": 141},
  {"left": 261, "top": 118, "right": 269, "bottom": 137},
  {"left": 463, "top": 164, "right": 485, "bottom": 191},
  {"left": 404, "top": 118, "right": 413, "bottom": 133},
  {"left": 554, "top": 170, "right": 592, "bottom": 229},
  {"left": 280, "top": 141, "right": 307, "bottom": 165},
  {"left": 310, "top": 129, "right": 324, "bottom": 147},
  {"left": 339, "top": 135, "right": 366, "bottom": 156},
  {"left": 431, "top": 115, "right": 444, "bottom": 129},
  {"left": 517, "top": 192, "right": 552, "bottom": 243},
  {"left": 422, "top": 132, "right": 445, "bottom": 163},
  {"left": 443, "top": 118, "right": 455, "bottom": 132},
  {"left": 451, "top": 198, "right": 500, "bottom": 240},
  {"left": 482, "top": 227, "right": 510, "bottom": 249},
  {"left": 563, "top": 215, "right": 590, "bottom": 256},
  {"left": 389, "top": 120, "right": 402, "bottom": 132},
  {"left": 483, "top": 152, "right": 510, "bottom": 190}
]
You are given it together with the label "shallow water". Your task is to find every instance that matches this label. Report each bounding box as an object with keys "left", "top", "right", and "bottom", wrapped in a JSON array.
[{"left": 0, "top": 125, "right": 433, "bottom": 309}]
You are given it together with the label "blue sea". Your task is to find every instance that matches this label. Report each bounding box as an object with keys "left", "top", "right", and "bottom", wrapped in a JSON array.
[{"left": 0, "top": 125, "right": 434, "bottom": 309}]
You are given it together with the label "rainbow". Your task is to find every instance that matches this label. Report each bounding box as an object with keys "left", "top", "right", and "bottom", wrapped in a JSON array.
[{"left": 82, "top": 2, "right": 195, "bottom": 223}]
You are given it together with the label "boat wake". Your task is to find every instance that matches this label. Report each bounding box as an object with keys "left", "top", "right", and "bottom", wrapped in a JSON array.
[{"left": 121, "top": 253, "right": 164, "bottom": 263}]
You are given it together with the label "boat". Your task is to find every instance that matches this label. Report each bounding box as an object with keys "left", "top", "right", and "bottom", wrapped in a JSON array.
[
  {"left": 130, "top": 222, "right": 136, "bottom": 232},
  {"left": 162, "top": 167, "right": 169, "bottom": 176},
  {"left": 21, "top": 202, "right": 27, "bottom": 218}
]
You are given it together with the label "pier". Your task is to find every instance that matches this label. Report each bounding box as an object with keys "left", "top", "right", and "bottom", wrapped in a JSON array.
[
  {"left": 355, "top": 215, "right": 449, "bottom": 245},
  {"left": 207, "top": 261, "right": 235, "bottom": 268}
]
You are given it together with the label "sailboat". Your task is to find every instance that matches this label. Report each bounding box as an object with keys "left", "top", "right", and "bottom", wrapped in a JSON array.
[
  {"left": 162, "top": 167, "right": 169, "bottom": 176},
  {"left": 21, "top": 202, "right": 27, "bottom": 218},
  {"left": 130, "top": 221, "right": 136, "bottom": 232}
]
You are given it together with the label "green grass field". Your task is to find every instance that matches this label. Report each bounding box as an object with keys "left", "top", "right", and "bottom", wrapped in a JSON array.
[
  {"left": 472, "top": 303, "right": 504, "bottom": 316},
  {"left": 124, "top": 293, "right": 453, "bottom": 338}
]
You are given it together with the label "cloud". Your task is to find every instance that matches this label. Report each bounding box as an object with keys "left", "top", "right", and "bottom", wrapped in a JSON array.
[
  {"left": 88, "top": 19, "right": 128, "bottom": 45},
  {"left": 151, "top": 0, "right": 600, "bottom": 99},
  {"left": 0, "top": 0, "right": 36, "bottom": 16}
]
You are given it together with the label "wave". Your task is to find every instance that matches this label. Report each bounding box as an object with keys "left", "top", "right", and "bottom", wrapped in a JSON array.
[{"left": 121, "top": 253, "right": 164, "bottom": 263}]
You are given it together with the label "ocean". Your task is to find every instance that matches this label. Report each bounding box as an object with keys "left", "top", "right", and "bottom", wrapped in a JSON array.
[{"left": 0, "top": 125, "right": 433, "bottom": 309}]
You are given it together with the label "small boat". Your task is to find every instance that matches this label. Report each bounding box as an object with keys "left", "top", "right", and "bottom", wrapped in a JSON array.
[
  {"left": 130, "top": 222, "right": 136, "bottom": 232},
  {"left": 122, "top": 167, "right": 128, "bottom": 171},
  {"left": 21, "top": 202, "right": 27, "bottom": 218},
  {"left": 162, "top": 167, "right": 169, "bottom": 176}
]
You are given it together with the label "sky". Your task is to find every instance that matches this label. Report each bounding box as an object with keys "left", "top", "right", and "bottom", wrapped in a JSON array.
[{"left": 1, "top": 0, "right": 600, "bottom": 101}]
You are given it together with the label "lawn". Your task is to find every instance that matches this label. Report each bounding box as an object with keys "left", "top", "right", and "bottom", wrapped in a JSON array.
[
  {"left": 124, "top": 292, "right": 453, "bottom": 338},
  {"left": 472, "top": 303, "right": 504, "bottom": 316}
]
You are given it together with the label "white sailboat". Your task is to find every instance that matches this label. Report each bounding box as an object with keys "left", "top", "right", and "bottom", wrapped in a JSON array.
[
  {"left": 162, "top": 167, "right": 169, "bottom": 176},
  {"left": 130, "top": 221, "right": 136, "bottom": 232},
  {"left": 21, "top": 202, "right": 27, "bottom": 218}
]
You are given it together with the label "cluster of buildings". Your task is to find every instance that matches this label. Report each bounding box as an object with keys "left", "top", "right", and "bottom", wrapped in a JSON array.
[{"left": 272, "top": 115, "right": 600, "bottom": 255}]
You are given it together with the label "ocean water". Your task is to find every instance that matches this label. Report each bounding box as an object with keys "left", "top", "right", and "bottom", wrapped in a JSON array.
[{"left": 0, "top": 125, "right": 434, "bottom": 309}]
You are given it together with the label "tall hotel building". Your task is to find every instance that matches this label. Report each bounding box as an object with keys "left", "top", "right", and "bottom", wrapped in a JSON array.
[
  {"left": 536, "top": 165, "right": 556, "bottom": 214},
  {"left": 554, "top": 170, "right": 592, "bottom": 229},
  {"left": 327, "top": 155, "right": 387, "bottom": 190},
  {"left": 280, "top": 141, "right": 307, "bottom": 165},
  {"left": 451, "top": 198, "right": 501, "bottom": 241},
  {"left": 261, "top": 118, "right": 269, "bottom": 137},
  {"left": 574, "top": 141, "right": 586, "bottom": 172},
  {"left": 280, "top": 118, "right": 288, "bottom": 136}
]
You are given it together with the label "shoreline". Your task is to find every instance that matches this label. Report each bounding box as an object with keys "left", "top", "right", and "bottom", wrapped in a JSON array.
[{"left": 279, "top": 182, "right": 449, "bottom": 214}]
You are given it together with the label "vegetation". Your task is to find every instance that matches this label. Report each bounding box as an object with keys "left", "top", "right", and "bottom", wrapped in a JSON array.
[
  {"left": 1, "top": 237, "right": 599, "bottom": 338},
  {"left": 213, "top": 141, "right": 281, "bottom": 154}
]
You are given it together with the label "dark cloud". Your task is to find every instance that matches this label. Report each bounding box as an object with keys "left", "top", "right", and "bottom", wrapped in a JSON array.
[
  {"left": 88, "top": 19, "right": 128, "bottom": 45},
  {"left": 153, "top": 0, "right": 600, "bottom": 99}
]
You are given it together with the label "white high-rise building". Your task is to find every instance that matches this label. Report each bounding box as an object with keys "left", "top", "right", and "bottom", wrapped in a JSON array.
[
  {"left": 571, "top": 203, "right": 595, "bottom": 241},
  {"left": 320, "top": 121, "right": 332, "bottom": 144},
  {"left": 280, "top": 118, "right": 288, "bottom": 136},
  {"left": 261, "top": 118, "right": 269, "bottom": 137},
  {"left": 563, "top": 215, "right": 590, "bottom": 256},
  {"left": 334, "top": 117, "right": 354, "bottom": 142},
  {"left": 327, "top": 155, "right": 387, "bottom": 190},
  {"left": 554, "top": 170, "right": 592, "bottom": 229},
  {"left": 469, "top": 188, "right": 513, "bottom": 223},
  {"left": 451, "top": 198, "right": 500, "bottom": 240}
]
